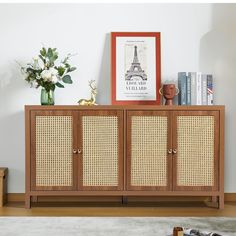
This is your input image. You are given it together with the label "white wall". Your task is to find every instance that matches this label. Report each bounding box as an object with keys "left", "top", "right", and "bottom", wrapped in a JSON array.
[{"left": 0, "top": 3, "right": 235, "bottom": 193}]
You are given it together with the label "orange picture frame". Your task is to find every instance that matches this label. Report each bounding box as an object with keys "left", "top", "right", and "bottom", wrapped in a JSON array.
[{"left": 111, "top": 32, "right": 161, "bottom": 105}]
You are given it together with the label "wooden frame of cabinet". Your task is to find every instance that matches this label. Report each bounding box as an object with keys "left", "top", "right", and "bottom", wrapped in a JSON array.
[
  {"left": 25, "top": 105, "right": 225, "bottom": 209},
  {"left": 126, "top": 110, "right": 173, "bottom": 191},
  {"left": 172, "top": 111, "right": 220, "bottom": 192},
  {"left": 77, "top": 110, "right": 124, "bottom": 191},
  {"left": 30, "top": 110, "right": 77, "bottom": 191}
]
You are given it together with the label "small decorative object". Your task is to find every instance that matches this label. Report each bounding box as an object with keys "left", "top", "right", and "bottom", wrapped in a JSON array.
[
  {"left": 159, "top": 84, "right": 179, "bottom": 105},
  {"left": 183, "top": 228, "right": 222, "bottom": 236},
  {"left": 78, "top": 80, "right": 97, "bottom": 106},
  {"left": 173, "top": 227, "right": 184, "bottom": 236},
  {"left": 20, "top": 47, "right": 76, "bottom": 105},
  {"left": 111, "top": 32, "right": 161, "bottom": 105}
]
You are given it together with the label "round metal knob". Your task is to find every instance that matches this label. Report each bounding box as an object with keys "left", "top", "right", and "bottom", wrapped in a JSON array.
[
  {"left": 78, "top": 149, "right": 82, "bottom": 154},
  {"left": 73, "top": 149, "right": 78, "bottom": 154},
  {"left": 172, "top": 149, "right": 177, "bottom": 154},
  {"left": 167, "top": 149, "right": 172, "bottom": 154}
]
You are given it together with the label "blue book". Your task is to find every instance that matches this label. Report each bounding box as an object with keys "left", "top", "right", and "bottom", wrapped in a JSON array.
[
  {"left": 186, "top": 74, "right": 191, "bottom": 105},
  {"left": 178, "top": 72, "right": 187, "bottom": 105}
]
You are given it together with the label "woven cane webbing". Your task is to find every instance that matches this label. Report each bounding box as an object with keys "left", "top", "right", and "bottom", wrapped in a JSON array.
[
  {"left": 35, "top": 116, "right": 73, "bottom": 187},
  {"left": 82, "top": 116, "right": 118, "bottom": 186},
  {"left": 131, "top": 116, "right": 168, "bottom": 186},
  {"left": 177, "top": 116, "right": 214, "bottom": 186}
]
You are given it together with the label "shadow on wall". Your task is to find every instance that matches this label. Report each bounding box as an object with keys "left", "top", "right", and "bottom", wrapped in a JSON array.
[
  {"left": 97, "top": 33, "right": 111, "bottom": 105},
  {"left": 199, "top": 4, "right": 236, "bottom": 103},
  {"left": 0, "top": 61, "right": 26, "bottom": 192},
  {"left": 199, "top": 4, "right": 236, "bottom": 191}
]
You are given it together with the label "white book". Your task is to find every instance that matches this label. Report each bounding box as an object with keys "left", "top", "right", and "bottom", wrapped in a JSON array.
[
  {"left": 202, "top": 74, "right": 207, "bottom": 105},
  {"left": 196, "top": 72, "right": 202, "bottom": 105}
]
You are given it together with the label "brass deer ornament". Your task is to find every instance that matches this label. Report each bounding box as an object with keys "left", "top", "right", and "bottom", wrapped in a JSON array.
[{"left": 78, "top": 80, "right": 97, "bottom": 106}]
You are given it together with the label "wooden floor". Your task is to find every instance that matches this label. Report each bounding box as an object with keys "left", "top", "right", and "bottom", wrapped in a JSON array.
[{"left": 1, "top": 201, "right": 236, "bottom": 217}]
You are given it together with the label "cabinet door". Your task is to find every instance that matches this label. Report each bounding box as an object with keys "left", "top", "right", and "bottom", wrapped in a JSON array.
[
  {"left": 173, "top": 111, "right": 219, "bottom": 191},
  {"left": 78, "top": 110, "right": 123, "bottom": 191},
  {"left": 127, "top": 111, "right": 172, "bottom": 191},
  {"left": 31, "top": 111, "right": 77, "bottom": 191}
]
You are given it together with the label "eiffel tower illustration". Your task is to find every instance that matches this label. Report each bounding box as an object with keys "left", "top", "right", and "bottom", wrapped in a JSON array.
[{"left": 125, "top": 45, "right": 147, "bottom": 81}]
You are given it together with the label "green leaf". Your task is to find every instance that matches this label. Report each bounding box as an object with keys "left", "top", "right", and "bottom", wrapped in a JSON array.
[
  {"left": 39, "top": 55, "right": 46, "bottom": 63},
  {"left": 48, "top": 49, "right": 58, "bottom": 65},
  {"left": 50, "top": 84, "right": 56, "bottom": 91},
  {"left": 26, "top": 67, "right": 36, "bottom": 73},
  {"left": 62, "top": 75, "right": 73, "bottom": 84},
  {"left": 52, "top": 54, "right": 58, "bottom": 61},
  {"left": 64, "top": 63, "right": 70, "bottom": 68},
  {"left": 40, "top": 47, "right": 46, "bottom": 56},
  {"left": 47, "top": 48, "right": 53, "bottom": 58},
  {"left": 55, "top": 82, "right": 64, "bottom": 88},
  {"left": 67, "top": 67, "right": 77, "bottom": 72},
  {"left": 57, "top": 66, "right": 65, "bottom": 76}
]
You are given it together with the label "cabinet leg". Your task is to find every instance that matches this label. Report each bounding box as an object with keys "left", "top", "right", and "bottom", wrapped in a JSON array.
[
  {"left": 25, "top": 195, "right": 31, "bottom": 209},
  {"left": 122, "top": 196, "right": 128, "bottom": 205},
  {"left": 219, "top": 195, "right": 224, "bottom": 210},
  {"left": 32, "top": 196, "right": 38, "bottom": 203}
]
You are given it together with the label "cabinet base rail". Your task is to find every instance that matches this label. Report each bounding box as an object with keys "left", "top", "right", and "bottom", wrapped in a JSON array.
[{"left": 25, "top": 191, "right": 224, "bottom": 209}]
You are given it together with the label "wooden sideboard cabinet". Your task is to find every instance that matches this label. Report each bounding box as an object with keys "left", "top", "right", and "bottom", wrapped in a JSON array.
[{"left": 25, "top": 105, "right": 224, "bottom": 209}]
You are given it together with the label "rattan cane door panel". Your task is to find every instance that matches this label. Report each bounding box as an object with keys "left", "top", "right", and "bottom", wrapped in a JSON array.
[
  {"left": 31, "top": 111, "right": 77, "bottom": 191},
  {"left": 173, "top": 111, "right": 219, "bottom": 191},
  {"left": 78, "top": 110, "right": 123, "bottom": 191},
  {"left": 127, "top": 111, "right": 172, "bottom": 191}
]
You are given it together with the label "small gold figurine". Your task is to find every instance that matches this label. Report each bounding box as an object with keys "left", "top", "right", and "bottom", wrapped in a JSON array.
[{"left": 78, "top": 80, "right": 97, "bottom": 106}]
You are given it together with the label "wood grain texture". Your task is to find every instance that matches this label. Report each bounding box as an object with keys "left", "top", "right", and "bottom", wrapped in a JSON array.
[
  {"left": 30, "top": 111, "right": 75, "bottom": 191},
  {"left": 8, "top": 193, "right": 208, "bottom": 203},
  {"left": 25, "top": 108, "right": 31, "bottom": 208},
  {"left": 78, "top": 110, "right": 124, "bottom": 191},
  {"left": 126, "top": 110, "right": 171, "bottom": 191},
  {"left": 0, "top": 168, "right": 8, "bottom": 207},
  {"left": 25, "top": 105, "right": 225, "bottom": 209},
  {"left": 27, "top": 190, "right": 221, "bottom": 196},
  {"left": 172, "top": 111, "right": 219, "bottom": 192},
  {"left": 25, "top": 105, "right": 225, "bottom": 111},
  {"left": 219, "top": 106, "right": 225, "bottom": 209},
  {"left": 7, "top": 193, "right": 236, "bottom": 203}
]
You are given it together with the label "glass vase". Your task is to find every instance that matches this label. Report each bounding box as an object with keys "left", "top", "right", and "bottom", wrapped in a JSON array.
[{"left": 41, "top": 88, "right": 55, "bottom": 105}]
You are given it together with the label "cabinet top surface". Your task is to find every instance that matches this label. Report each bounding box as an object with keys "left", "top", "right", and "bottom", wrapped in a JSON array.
[{"left": 25, "top": 105, "right": 225, "bottom": 111}]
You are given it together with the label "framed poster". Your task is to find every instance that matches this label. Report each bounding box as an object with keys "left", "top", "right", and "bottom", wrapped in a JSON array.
[{"left": 111, "top": 32, "right": 161, "bottom": 105}]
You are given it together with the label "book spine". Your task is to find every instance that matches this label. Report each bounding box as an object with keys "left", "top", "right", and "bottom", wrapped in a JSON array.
[
  {"left": 186, "top": 74, "right": 191, "bottom": 105},
  {"left": 207, "top": 74, "right": 213, "bottom": 105},
  {"left": 178, "top": 72, "right": 187, "bottom": 105},
  {"left": 196, "top": 72, "right": 202, "bottom": 105},
  {"left": 190, "top": 72, "right": 196, "bottom": 105},
  {"left": 178, "top": 73, "right": 182, "bottom": 105},
  {"left": 202, "top": 74, "right": 207, "bottom": 105}
]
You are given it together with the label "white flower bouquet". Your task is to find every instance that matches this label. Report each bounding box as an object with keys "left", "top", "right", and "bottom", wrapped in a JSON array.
[{"left": 20, "top": 47, "right": 76, "bottom": 105}]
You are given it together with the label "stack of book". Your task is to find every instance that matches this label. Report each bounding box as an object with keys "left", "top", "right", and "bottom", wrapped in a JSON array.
[{"left": 178, "top": 72, "right": 213, "bottom": 105}]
